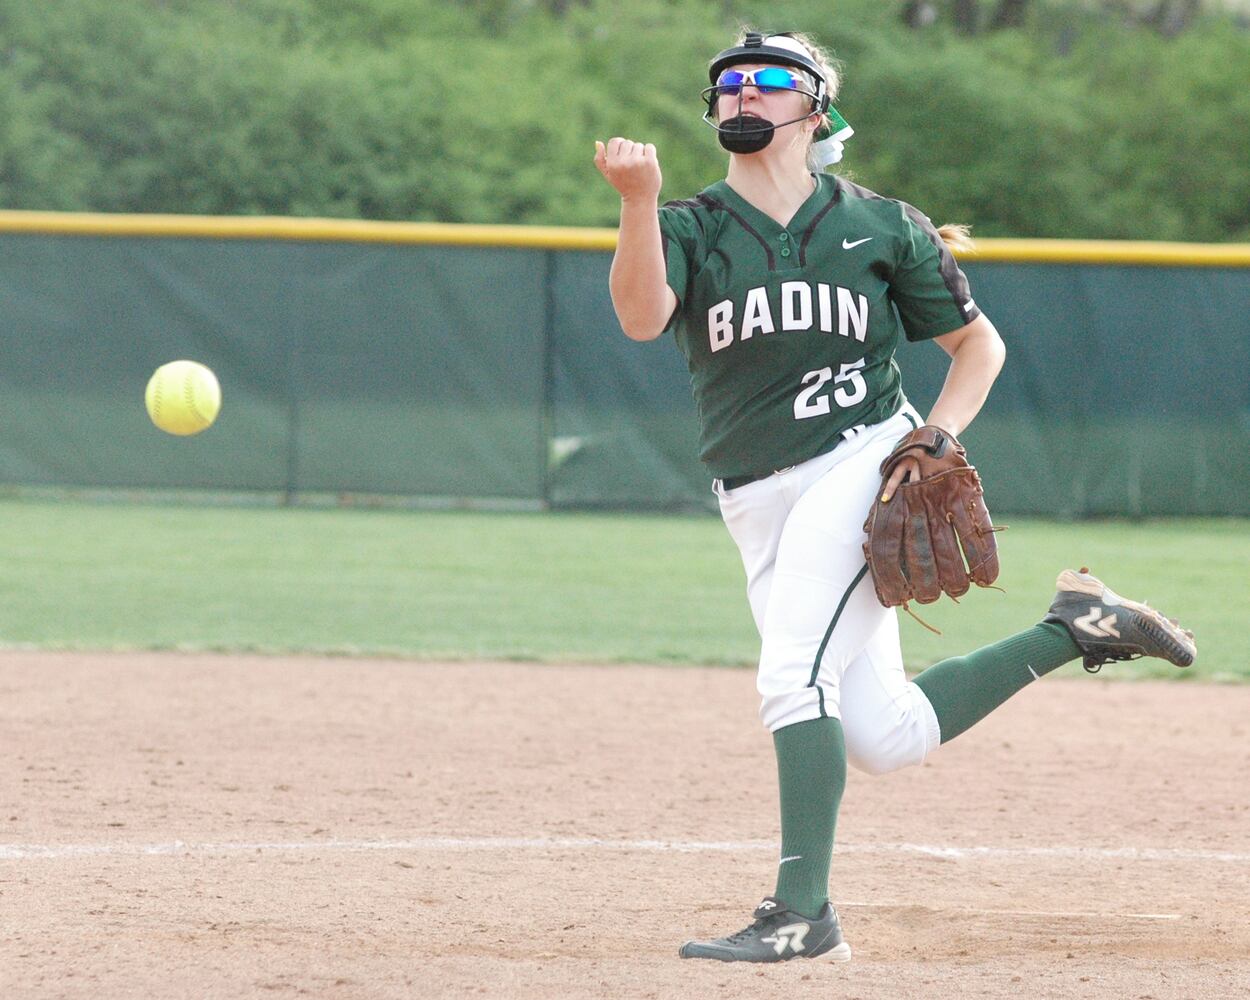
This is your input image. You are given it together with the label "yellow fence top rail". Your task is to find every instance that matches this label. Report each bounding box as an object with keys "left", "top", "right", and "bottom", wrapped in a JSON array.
[{"left": 1, "top": 209, "right": 1248, "bottom": 266}]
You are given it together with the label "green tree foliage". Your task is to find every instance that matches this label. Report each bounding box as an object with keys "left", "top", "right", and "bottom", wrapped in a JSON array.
[{"left": 0, "top": 0, "right": 1245, "bottom": 238}]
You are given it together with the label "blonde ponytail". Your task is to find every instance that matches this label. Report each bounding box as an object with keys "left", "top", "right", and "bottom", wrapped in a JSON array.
[{"left": 937, "top": 223, "right": 975, "bottom": 254}]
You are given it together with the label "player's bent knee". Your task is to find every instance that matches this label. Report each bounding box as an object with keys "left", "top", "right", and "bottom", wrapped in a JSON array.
[
  {"left": 844, "top": 713, "right": 927, "bottom": 773},
  {"left": 840, "top": 680, "right": 942, "bottom": 774},
  {"left": 846, "top": 740, "right": 924, "bottom": 776},
  {"left": 842, "top": 711, "right": 937, "bottom": 774}
]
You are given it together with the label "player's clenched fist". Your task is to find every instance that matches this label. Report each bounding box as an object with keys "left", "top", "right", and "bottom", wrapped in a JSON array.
[{"left": 594, "top": 138, "right": 662, "bottom": 201}]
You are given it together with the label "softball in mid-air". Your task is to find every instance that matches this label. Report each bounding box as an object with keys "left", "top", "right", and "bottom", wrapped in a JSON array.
[{"left": 144, "top": 360, "right": 222, "bottom": 436}]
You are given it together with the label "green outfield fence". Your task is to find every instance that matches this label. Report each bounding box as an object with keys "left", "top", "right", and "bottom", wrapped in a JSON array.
[{"left": 1, "top": 211, "right": 1247, "bottom": 516}]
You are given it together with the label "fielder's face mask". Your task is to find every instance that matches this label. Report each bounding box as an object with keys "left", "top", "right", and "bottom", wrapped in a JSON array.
[{"left": 701, "top": 32, "right": 852, "bottom": 160}]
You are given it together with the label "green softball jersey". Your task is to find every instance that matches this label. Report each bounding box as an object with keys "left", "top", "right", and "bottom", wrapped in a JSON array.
[{"left": 658, "top": 173, "right": 980, "bottom": 479}]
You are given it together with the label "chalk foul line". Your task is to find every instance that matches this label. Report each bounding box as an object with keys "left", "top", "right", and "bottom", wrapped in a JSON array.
[{"left": 0, "top": 836, "right": 1246, "bottom": 865}]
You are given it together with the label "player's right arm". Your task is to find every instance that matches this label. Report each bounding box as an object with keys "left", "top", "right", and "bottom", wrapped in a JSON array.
[{"left": 594, "top": 138, "right": 677, "bottom": 341}]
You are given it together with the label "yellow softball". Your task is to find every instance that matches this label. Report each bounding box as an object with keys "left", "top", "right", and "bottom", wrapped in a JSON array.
[{"left": 144, "top": 360, "right": 222, "bottom": 436}]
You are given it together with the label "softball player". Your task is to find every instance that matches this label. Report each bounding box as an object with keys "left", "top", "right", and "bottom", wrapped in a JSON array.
[{"left": 594, "top": 29, "right": 1195, "bottom": 964}]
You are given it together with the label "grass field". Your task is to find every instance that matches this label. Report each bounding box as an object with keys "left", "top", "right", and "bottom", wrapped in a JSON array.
[{"left": 1, "top": 497, "right": 1245, "bottom": 680}]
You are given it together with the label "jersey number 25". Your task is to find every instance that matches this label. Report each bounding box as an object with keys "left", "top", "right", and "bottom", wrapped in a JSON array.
[{"left": 793, "top": 358, "right": 867, "bottom": 420}]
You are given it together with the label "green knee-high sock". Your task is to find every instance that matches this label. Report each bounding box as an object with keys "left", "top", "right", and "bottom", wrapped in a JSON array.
[
  {"left": 772, "top": 717, "right": 845, "bottom": 919},
  {"left": 914, "top": 622, "right": 1080, "bottom": 744}
]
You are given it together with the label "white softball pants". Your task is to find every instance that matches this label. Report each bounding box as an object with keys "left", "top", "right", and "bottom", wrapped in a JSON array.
[{"left": 715, "top": 407, "right": 942, "bottom": 775}]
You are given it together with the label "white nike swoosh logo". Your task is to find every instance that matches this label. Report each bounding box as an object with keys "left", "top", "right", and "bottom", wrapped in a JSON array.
[
  {"left": 842, "top": 237, "right": 873, "bottom": 249},
  {"left": 779, "top": 855, "right": 803, "bottom": 865}
]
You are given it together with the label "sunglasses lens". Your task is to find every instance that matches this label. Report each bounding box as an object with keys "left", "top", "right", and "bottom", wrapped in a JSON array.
[
  {"left": 754, "top": 67, "right": 797, "bottom": 93},
  {"left": 716, "top": 70, "right": 746, "bottom": 95}
]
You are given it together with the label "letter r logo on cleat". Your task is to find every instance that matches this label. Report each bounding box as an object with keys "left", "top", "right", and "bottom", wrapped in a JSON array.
[{"left": 761, "top": 922, "right": 810, "bottom": 955}]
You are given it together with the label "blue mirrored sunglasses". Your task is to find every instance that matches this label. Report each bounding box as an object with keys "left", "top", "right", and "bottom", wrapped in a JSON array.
[{"left": 715, "top": 67, "right": 802, "bottom": 96}]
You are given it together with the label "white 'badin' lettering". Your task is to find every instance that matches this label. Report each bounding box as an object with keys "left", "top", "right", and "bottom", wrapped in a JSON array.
[
  {"left": 780, "top": 282, "right": 812, "bottom": 332},
  {"left": 837, "top": 287, "right": 868, "bottom": 342},
  {"left": 817, "top": 284, "right": 833, "bottom": 333},
  {"left": 740, "top": 287, "right": 775, "bottom": 340},
  {"left": 708, "top": 300, "right": 734, "bottom": 353},
  {"left": 706, "top": 282, "right": 870, "bottom": 353}
]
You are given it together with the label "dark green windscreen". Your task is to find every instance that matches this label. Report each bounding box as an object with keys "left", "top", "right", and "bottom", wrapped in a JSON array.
[{"left": 0, "top": 232, "right": 1245, "bottom": 515}]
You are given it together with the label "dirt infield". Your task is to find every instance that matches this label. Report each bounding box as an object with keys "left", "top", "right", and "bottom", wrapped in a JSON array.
[{"left": 2, "top": 651, "right": 1248, "bottom": 999}]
